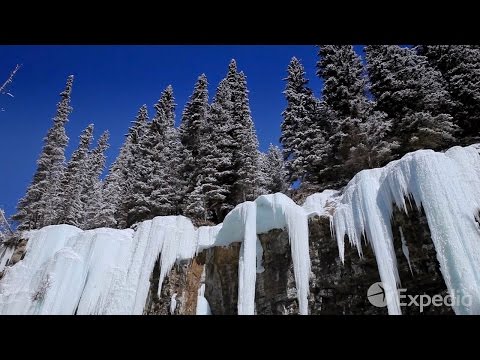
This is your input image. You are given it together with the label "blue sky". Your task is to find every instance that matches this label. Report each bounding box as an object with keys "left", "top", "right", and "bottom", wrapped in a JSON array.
[{"left": 0, "top": 45, "right": 364, "bottom": 217}]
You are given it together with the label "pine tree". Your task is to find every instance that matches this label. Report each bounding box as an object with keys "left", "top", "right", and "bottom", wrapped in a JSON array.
[
  {"left": 103, "top": 105, "right": 149, "bottom": 228},
  {"left": 418, "top": 45, "right": 480, "bottom": 139},
  {"left": 199, "top": 79, "right": 235, "bottom": 222},
  {"left": 126, "top": 87, "right": 183, "bottom": 226},
  {"left": 126, "top": 113, "right": 156, "bottom": 226},
  {"left": 366, "top": 45, "right": 457, "bottom": 153},
  {"left": 263, "top": 144, "right": 288, "bottom": 194},
  {"left": 57, "top": 124, "right": 94, "bottom": 226},
  {"left": 315, "top": 46, "right": 395, "bottom": 186},
  {"left": 183, "top": 175, "right": 208, "bottom": 222},
  {"left": 232, "top": 70, "right": 259, "bottom": 204},
  {"left": 317, "top": 45, "right": 369, "bottom": 118},
  {"left": 149, "top": 86, "right": 184, "bottom": 217},
  {"left": 82, "top": 131, "right": 110, "bottom": 229},
  {"left": 13, "top": 76, "right": 74, "bottom": 230},
  {"left": 280, "top": 57, "right": 317, "bottom": 185},
  {"left": 255, "top": 151, "right": 270, "bottom": 197},
  {"left": 179, "top": 74, "right": 209, "bottom": 218}
]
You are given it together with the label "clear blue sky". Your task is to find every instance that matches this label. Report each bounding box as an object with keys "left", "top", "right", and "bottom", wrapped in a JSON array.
[{"left": 0, "top": 45, "right": 364, "bottom": 217}]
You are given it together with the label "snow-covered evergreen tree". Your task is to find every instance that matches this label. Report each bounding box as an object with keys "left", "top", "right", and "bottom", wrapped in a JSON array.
[
  {"left": 317, "top": 45, "right": 369, "bottom": 118},
  {"left": 231, "top": 69, "right": 259, "bottom": 204},
  {"left": 264, "top": 144, "right": 288, "bottom": 194},
  {"left": 57, "top": 124, "right": 94, "bottom": 226},
  {"left": 183, "top": 175, "right": 208, "bottom": 222},
  {"left": 13, "top": 76, "right": 74, "bottom": 230},
  {"left": 126, "top": 110, "right": 156, "bottom": 226},
  {"left": 198, "top": 79, "right": 234, "bottom": 222},
  {"left": 126, "top": 87, "right": 183, "bottom": 226},
  {"left": 149, "top": 86, "right": 184, "bottom": 218},
  {"left": 255, "top": 151, "right": 269, "bottom": 197},
  {"left": 316, "top": 46, "right": 396, "bottom": 186},
  {"left": 179, "top": 74, "right": 209, "bottom": 218},
  {"left": 82, "top": 131, "right": 110, "bottom": 229},
  {"left": 366, "top": 45, "right": 457, "bottom": 153},
  {"left": 418, "top": 45, "right": 480, "bottom": 140},
  {"left": 103, "top": 105, "right": 149, "bottom": 228},
  {"left": 280, "top": 57, "right": 317, "bottom": 185}
]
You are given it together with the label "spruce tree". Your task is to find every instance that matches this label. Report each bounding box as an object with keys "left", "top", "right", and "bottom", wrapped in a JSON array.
[
  {"left": 199, "top": 79, "right": 235, "bottom": 222},
  {"left": 179, "top": 74, "right": 209, "bottom": 217},
  {"left": 57, "top": 124, "right": 94, "bottom": 226},
  {"left": 82, "top": 131, "right": 110, "bottom": 229},
  {"left": 231, "top": 70, "right": 259, "bottom": 203},
  {"left": 418, "top": 45, "right": 480, "bottom": 139},
  {"left": 280, "top": 57, "right": 317, "bottom": 185},
  {"left": 125, "top": 126, "right": 154, "bottom": 226},
  {"left": 149, "top": 86, "right": 184, "bottom": 217},
  {"left": 126, "top": 87, "right": 182, "bottom": 226},
  {"left": 255, "top": 151, "right": 270, "bottom": 197},
  {"left": 263, "top": 144, "right": 288, "bottom": 194},
  {"left": 316, "top": 46, "right": 395, "bottom": 186},
  {"left": 366, "top": 45, "right": 457, "bottom": 153},
  {"left": 13, "top": 75, "right": 74, "bottom": 230},
  {"left": 104, "top": 105, "right": 149, "bottom": 228},
  {"left": 317, "top": 45, "right": 369, "bottom": 118}
]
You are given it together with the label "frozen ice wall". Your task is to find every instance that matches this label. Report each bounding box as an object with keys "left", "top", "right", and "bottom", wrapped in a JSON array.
[
  {"left": 0, "top": 194, "right": 313, "bottom": 315},
  {"left": 2, "top": 144, "right": 480, "bottom": 315},
  {"left": 333, "top": 144, "right": 480, "bottom": 315}
]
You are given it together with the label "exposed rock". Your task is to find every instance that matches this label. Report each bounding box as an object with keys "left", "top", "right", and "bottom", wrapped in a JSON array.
[
  {"left": 144, "top": 254, "right": 205, "bottom": 315},
  {"left": 202, "top": 206, "right": 453, "bottom": 315},
  {"left": 204, "top": 244, "right": 241, "bottom": 315}
]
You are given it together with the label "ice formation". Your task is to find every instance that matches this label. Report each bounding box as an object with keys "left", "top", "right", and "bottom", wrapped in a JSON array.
[
  {"left": 0, "top": 193, "right": 311, "bottom": 315},
  {"left": 196, "top": 284, "right": 211, "bottom": 315},
  {"left": 399, "top": 226, "right": 413, "bottom": 276},
  {"left": 2, "top": 144, "right": 480, "bottom": 315},
  {"left": 333, "top": 144, "right": 480, "bottom": 315},
  {"left": 303, "top": 189, "right": 340, "bottom": 218}
]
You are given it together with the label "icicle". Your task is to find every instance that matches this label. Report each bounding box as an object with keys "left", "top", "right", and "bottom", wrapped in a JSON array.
[
  {"left": 256, "top": 194, "right": 311, "bottom": 315},
  {"left": 157, "top": 216, "right": 196, "bottom": 297},
  {"left": 237, "top": 202, "right": 257, "bottom": 315},
  {"left": 196, "top": 284, "right": 211, "bottom": 315},
  {"left": 333, "top": 144, "right": 480, "bottom": 315},
  {"left": 399, "top": 226, "right": 413, "bottom": 276}
]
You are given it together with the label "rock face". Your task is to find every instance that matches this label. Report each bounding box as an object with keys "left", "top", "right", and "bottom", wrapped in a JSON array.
[
  {"left": 1, "top": 204, "right": 451, "bottom": 315},
  {"left": 144, "top": 255, "right": 205, "bottom": 315},
  {"left": 201, "top": 204, "right": 453, "bottom": 315}
]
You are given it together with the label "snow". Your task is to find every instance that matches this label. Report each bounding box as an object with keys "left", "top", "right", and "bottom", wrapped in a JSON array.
[
  {"left": 303, "top": 190, "right": 340, "bottom": 218},
  {"left": 333, "top": 144, "right": 480, "bottom": 315}
]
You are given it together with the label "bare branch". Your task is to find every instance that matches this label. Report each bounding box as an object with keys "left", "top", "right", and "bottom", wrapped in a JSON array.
[
  {"left": 0, "top": 209, "right": 14, "bottom": 236},
  {"left": 0, "top": 64, "right": 21, "bottom": 95}
]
